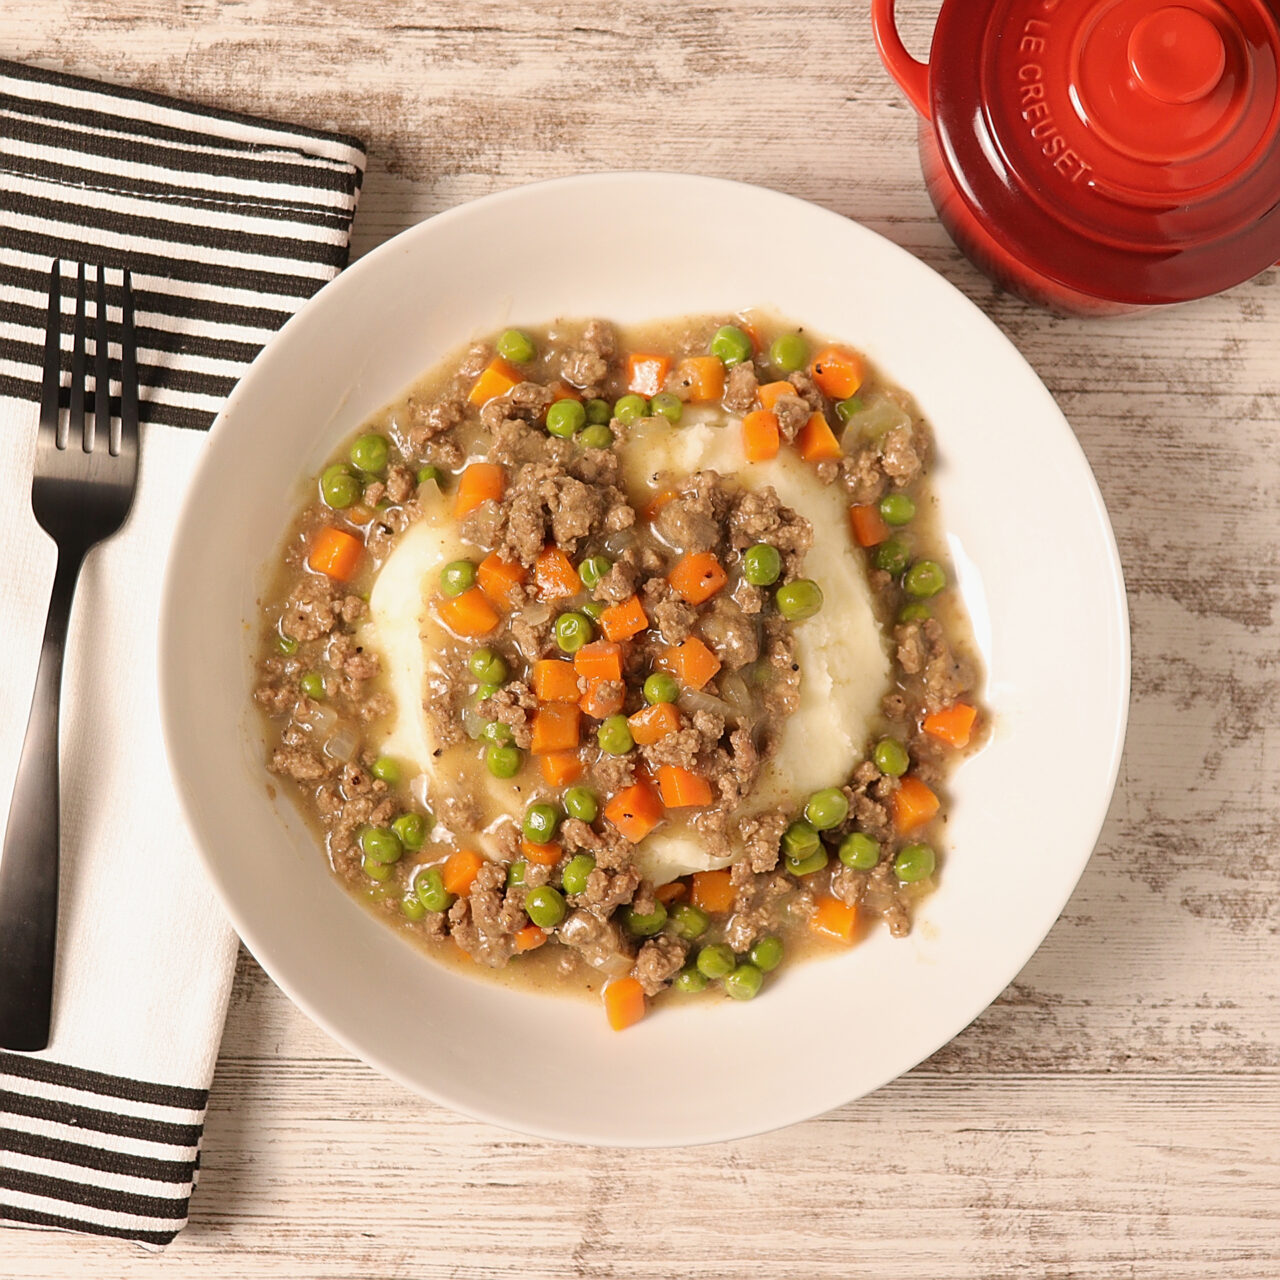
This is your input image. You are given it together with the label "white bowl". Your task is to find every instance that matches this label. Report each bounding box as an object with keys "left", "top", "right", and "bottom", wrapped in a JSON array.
[{"left": 159, "top": 172, "right": 1129, "bottom": 1146}]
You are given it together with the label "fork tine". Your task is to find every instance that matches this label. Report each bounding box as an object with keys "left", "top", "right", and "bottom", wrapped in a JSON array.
[
  {"left": 90, "top": 265, "right": 110, "bottom": 454},
  {"left": 116, "top": 268, "right": 138, "bottom": 459},
  {"left": 39, "top": 260, "right": 62, "bottom": 449},
  {"left": 68, "top": 262, "right": 87, "bottom": 453}
]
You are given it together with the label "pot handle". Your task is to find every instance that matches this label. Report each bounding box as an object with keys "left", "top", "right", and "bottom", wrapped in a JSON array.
[{"left": 871, "top": 0, "right": 933, "bottom": 120}]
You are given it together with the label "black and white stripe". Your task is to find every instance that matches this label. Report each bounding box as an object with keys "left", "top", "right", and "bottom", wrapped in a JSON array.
[
  {"left": 0, "top": 57, "right": 366, "bottom": 431},
  {"left": 0, "top": 59, "right": 365, "bottom": 1245}
]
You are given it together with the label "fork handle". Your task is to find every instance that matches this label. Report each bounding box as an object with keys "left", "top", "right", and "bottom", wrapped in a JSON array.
[{"left": 0, "top": 546, "right": 87, "bottom": 1051}]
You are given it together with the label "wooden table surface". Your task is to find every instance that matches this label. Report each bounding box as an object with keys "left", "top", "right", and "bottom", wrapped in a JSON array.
[{"left": 5, "top": 3, "right": 1279, "bottom": 1276}]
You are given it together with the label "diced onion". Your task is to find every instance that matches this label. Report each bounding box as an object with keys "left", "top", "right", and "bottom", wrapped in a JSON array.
[
  {"left": 296, "top": 701, "right": 339, "bottom": 736},
  {"left": 323, "top": 723, "right": 361, "bottom": 763},
  {"left": 677, "top": 687, "right": 740, "bottom": 725},
  {"left": 839, "top": 392, "right": 911, "bottom": 451}
]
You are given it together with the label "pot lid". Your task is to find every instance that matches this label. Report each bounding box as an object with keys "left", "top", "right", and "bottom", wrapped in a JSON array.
[{"left": 929, "top": 0, "right": 1280, "bottom": 304}]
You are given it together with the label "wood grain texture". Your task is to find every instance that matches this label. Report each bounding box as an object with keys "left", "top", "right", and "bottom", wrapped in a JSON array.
[{"left": 3, "top": 1, "right": 1278, "bottom": 1275}]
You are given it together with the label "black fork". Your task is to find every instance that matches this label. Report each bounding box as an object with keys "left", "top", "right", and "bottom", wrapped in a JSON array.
[{"left": 0, "top": 262, "right": 141, "bottom": 1051}]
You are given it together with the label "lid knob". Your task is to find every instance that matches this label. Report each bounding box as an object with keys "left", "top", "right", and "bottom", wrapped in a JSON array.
[{"left": 1128, "top": 6, "right": 1227, "bottom": 105}]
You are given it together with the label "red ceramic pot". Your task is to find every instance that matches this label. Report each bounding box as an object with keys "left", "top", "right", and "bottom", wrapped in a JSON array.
[{"left": 872, "top": 0, "right": 1280, "bottom": 315}]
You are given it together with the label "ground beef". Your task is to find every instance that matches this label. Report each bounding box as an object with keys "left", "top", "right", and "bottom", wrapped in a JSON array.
[
  {"left": 578, "top": 866, "right": 641, "bottom": 913},
  {"left": 591, "top": 752, "right": 636, "bottom": 793},
  {"left": 723, "top": 361, "right": 759, "bottom": 413},
  {"left": 280, "top": 576, "right": 341, "bottom": 643},
  {"left": 492, "top": 461, "right": 623, "bottom": 564},
  {"left": 841, "top": 446, "right": 888, "bottom": 505},
  {"left": 254, "top": 681, "right": 297, "bottom": 715},
  {"left": 920, "top": 617, "right": 969, "bottom": 711},
  {"left": 560, "top": 818, "right": 603, "bottom": 852},
  {"left": 405, "top": 397, "right": 463, "bottom": 452},
  {"left": 726, "top": 488, "right": 813, "bottom": 577},
  {"left": 739, "top": 809, "right": 787, "bottom": 873},
  {"left": 698, "top": 597, "right": 759, "bottom": 670},
  {"left": 269, "top": 745, "right": 327, "bottom": 781},
  {"left": 846, "top": 760, "right": 895, "bottom": 841},
  {"left": 787, "top": 369, "right": 824, "bottom": 410},
  {"left": 448, "top": 861, "right": 519, "bottom": 967},
  {"left": 559, "top": 909, "right": 631, "bottom": 974},
  {"left": 632, "top": 935, "right": 689, "bottom": 996},
  {"left": 478, "top": 681, "right": 537, "bottom": 749},
  {"left": 724, "top": 870, "right": 793, "bottom": 951},
  {"left": 560, "top": 348, "right": 609, "bottom": 396},
  {"left": 880, "top": 424, "right": 923, "bottom": 486},
  {"left": 650, "top": 595, "right": 697, "bottom": 644},
  {"left": 772, "top": 393, "right": 811, "bottom": 442},
  {"left": 655, "top": 490, "right": 721, "bottom": 553},
  {"left": 593, "top": 559, "right": 638, "bottom": 604}
]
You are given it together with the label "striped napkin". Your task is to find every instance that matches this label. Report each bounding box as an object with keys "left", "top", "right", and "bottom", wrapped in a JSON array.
[{"left": 0, "top": 59, "right": 365, "bottom": 1245}]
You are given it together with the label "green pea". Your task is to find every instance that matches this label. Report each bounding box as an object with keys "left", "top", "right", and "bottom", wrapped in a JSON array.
[
  {"left": 781, "top": 820, "right": 820, "bottom": 860},
  {"left": 724, "top": 963, "right": 764, "bottom": 1001},
  {"left": 564, "top": 786, "right": 598, "bottom": 822},
  {"left": 904, "top": 560, "right": 947, "bottom": 598},
  {"left": 486, "top": 744, "right": 523, "bottom": 779},
  {"left": 416, "top": 464, "right": 443, "bottom": 485},
  {"left": 555, "top": 611, "right": 593, "bottom": 653},
  {"left": 440, "top": 560, "right": 476, "bottom": 597},
  {"left": 400, "top": 892, "right": 426, "bottom": 921},
  {"left": 578, "top": 556, "right": 612, "bottom": 591},
  {"left": 350, "top": 433, "right": 390, "bottom": 475},
  {"left": 768, "top": 332, "right": 808, "bottom": 373},
  {"left": 547, "top": 398, "right": 587, "bottom": 439},
  {"left": 416, "top": 866, "right": 454, "bottom": 912},
  {"left": 624, "top": 902, "right": 668, "bottom": 937},
  {"left": 371, "top": 756, "right": 401, "bottom": 786},
  {"left": 785, "top": 847, "right": 829, "bottom": 877},
  {"left": 597, "top": 714, "right": 633, "bottom": 756},
  {"left": 710, "top": 325, "right": 752, "bottom": 367},
  {"left": 674, "top": 967, "right": 709, "bottom": 994},
  {"left": 879, "top": 493, "right": 917, "bottom": 526},
  {"left": 474, "top": 682, "right": 503, "bottom": 705},
  {"left": 496, "top": 328, "right": 535, "bottom": 363},
  {"left": 506, "top": 860, "right": 527, "bottom": 888},
  {"left": 874, "top": 537, "right": 911, "bottom": 576},
  {"left": 581, "top": 600, "right": 604, "bottom": 622},
  {"left": 481, "top": 720, "right": 514, "bottom": 745},
  {"left": 360, "top": 826, "right": 403, "bottom": 865},
  {"left": 362, "top": 855, "right": 393, "bottom": 882},
  {"left": 643, "top": 672, "right": 679, "bottom": 705},
  {"left": 696, "top": 943, "right": 736, "bottom": 980},
  {"left": 320, "top": 463, "right": 361, "bottom": 509},
  {"left": 650, "top": 391, "right": 683, "bottom": 424},
  {"left": 898, "top": 603, "right": 932, "bottom": 624},
  {"left": 561, "top": 853, "right": 596, "bottom": 896},
  {"left": 299, "top": 672, "right": 326, "bottom": 700},
  {"left": 392, "top": 812, "right": 429, "bottom": 852},
  {"left": 276, "top": 632, "right": 299, "bottom": 656},
  {"left": 874, "top": 737, "right": 910, "bottom": 777},
  {"left": 895, "top": 842, "right": 936, "bottom": 882},
  {"left": 805, "top": 787, "right": 849, "bottom": 831},
  {"left": 834, "top": 395, "right": 865, "bottom": 424},
  {"left": 839, "top": 831, "right": 881, "bottom": 870},
  {"left": 585, "top": 398, "right": 612, "bottom": 425},
  {"left": 749, "top": 935, "right": 784, "bottom": 972},
  {"left": 613, "top": 394, "right": 648, "bottom": 425},
  {"left": 743, "top": 543, "right": 782, "bottom": 587},
  {"left": 525, "top": 886, "right": 567, "bottom": 929},
  {"left": 578, "top": 424, "right": 614, "bottom": 449},
  {"left": 468, "top": 648, "right": 508, "bottom": 684},
  {"left": 668, "top": 903, "right": 709, "bottom": 940},
  {"left": 775, "top": 579, "right": 824, "bottom": 621},
  {"left": 522, "top": 802, "right": 561, "bottom": 845}
]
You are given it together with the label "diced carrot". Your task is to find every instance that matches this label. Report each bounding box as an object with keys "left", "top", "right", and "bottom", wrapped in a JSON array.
[
  {"left": 742, "top": 409, "right": 780, "bottom": 462},
  {"left": 603, "top": 976, "right": 646, "bottom": 1031},
  {"left": 674, "top": 355, "right": 726, "bottom": 403},
  {"left": 514, "top": 924, "right": 547, "bottom": 953},
  {"left": 690, "top": 868, "right": 734, "bottom": 913},
  {"left": 643, "top": 490, "right": 676, "bottom": 521},
  {"left": 307, "top": 526, "right": 363, "bottom": 582},
  {"left": 521, "top": 838, "right": 563, "bottom": 867},
  {"left": 893, "top": 775, "right": 940, "bottom": 833},
  {"left": 669, "top": 552, "right": 728, "bottom": 605},
  {"left": 533, "top": 659, "right": 581, "bottom": 703},
  {"left": 437, "top": 587, "right": 500, "bottom": 638},
  {"left": 850, "top": 504, "right": 891, "bottom": 548},
  {"left": 625, "top": 352, "right": 672, "bottom": 398},
  {"left": 530, "top": 704, "right": 581, "bottom": 755},
  {"left": 658, "top": 637, "right": 721, "bottom": 691},
  {"left": 809, "top": 346, "right": 865, "bottom": 400},
  {"left": 467, "top": 356, "right": 522, "bottom": 407},
  {"left": 454, "top": 462, "right": 506, "bottom": 519},
  {"left": 758, "top": 380, "right": 796, "bottom": 411},
  {"left": 598, "top": 595, "right": 648, "bottom": 642},
  {"left": 796, "top": 411, "right": 843, "bottom": 462},
  {"left": 657, "top": 765, "right": 713, "bottom": 808},
  {"left": 441, "top": 849, "right": 485, "bottom": 896},
  {"left": 534, "top": 546, "right": 581, "bottom": 600},
  {"left": 579, "top": 679, "right": 625, "bottom": 720},
  {"left": 604, "top": 780, "right": 664, "bottom": 844},
  {"left": 477, "top": 552, "right": 527, "bottom": 610},
  {"left": 922, "top": 702, "right": 978, "bottom": 749},
  {"left": 740, "top": 319, "right": 763, "bottom": 355},
  {"left": 655, "top": 880, "right": 687, "bottom": 905},
  {"left": 539, "top": 751, "right": 583, "bottom": 787},
  {"left": 628, "top": 702, "right": 681, "bottom": 746},
  {"left": 573, "top": 640, "right": 623, "bottom": 684},
  {"left": 810, "top": 896, "right": 858, "bottom": 943},
  {"left": 548, "top": 381, "right": 582, "bottom": 403}
]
